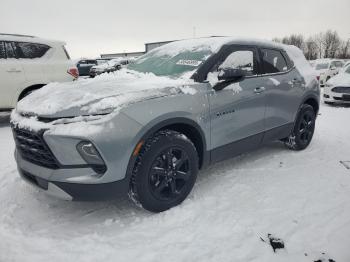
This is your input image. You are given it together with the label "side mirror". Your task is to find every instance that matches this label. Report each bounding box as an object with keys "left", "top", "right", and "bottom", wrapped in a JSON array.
[
  {"left": 213, "top": 68, "right": 247, "bottom": 91},
  {"left": 218, "top": 68, "right": 246, "bottom": 81}
]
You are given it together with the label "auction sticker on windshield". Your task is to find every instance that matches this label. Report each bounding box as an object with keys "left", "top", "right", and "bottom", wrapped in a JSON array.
[{"left": 176, "top": 60, "right": 203, "bottom": 66}]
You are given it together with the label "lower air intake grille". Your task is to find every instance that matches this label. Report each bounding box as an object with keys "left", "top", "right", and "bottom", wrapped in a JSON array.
[
  {"left": 332, "top": 86, "right": 350, "bottom": 94},
  {"left": 12, "top": 127, "right": 59, "bottom": 169}
]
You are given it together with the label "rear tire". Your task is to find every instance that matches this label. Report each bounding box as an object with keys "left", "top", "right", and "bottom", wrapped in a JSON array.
[
  {"left": 130, "top": 130, "right": 199, "bottom": 212},
  {"left": 284, "top": 104, "right": 316, "bottom": 151}
]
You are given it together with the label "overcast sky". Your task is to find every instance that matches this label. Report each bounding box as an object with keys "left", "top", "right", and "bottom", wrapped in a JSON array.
[{"left": 1, "top": 0, "right": 349, "bottom": 59}]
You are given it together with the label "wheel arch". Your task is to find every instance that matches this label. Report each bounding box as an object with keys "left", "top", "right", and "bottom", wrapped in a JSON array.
[
  {"left": 125, "top": 117, "right": 208, "bottom": 186},
  {"left": 17, "top": 84, "right": 46, "bottom": 101},
  {"left": 302, "top": 95, "right": 319, "bottom": 115}
]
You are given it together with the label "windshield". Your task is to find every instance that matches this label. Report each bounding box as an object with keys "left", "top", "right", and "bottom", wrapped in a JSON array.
[
  {"left": 315, "top": 63, "right": 329, "bottom": 70},
  {"left": 127, "top": 48, "right": 212, "bottom": 77}
]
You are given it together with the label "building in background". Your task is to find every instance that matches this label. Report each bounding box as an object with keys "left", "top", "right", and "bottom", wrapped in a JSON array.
[
  {"left": 100, "top": 40, "right": 175, "bottom": 59},
  {"left": 145, "top": 40, "right": 174, "bottom": 53},
  {"left": 100, "top": 51, "right": 145, "bottom": 59}
]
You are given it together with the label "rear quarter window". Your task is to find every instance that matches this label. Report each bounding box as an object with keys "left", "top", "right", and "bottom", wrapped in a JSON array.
[
  {"left": 0, "top": 42, "right": 5, "bottom": 59},
  {"left": 15, "top": 42, "right": 50, "bottom": 59},
  {"left": 5, "top": 42, "right": 16, "bottom": 58}
]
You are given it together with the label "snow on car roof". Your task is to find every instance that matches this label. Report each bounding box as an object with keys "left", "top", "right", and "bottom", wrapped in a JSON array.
[
  {"left": 150, "top": 36, "right": 286, "bottom": 57},
  {"left": 0, "top": 34, "right": 66, "bottom": 45}
]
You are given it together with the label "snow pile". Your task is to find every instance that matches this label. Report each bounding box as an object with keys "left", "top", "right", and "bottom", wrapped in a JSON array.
[
  {"left": 269, "top": 78, "right": 280, "bottom": 86},
  {"left": 16, "top": 69, "right": 195, "bottom": 116}
]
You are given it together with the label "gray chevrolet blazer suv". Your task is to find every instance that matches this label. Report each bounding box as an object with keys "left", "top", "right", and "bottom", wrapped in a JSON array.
[{"left": 11, "top": 37, "right": 320, "bottom": 212}]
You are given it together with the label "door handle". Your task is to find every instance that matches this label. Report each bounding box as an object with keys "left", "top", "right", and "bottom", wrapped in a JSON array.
[
  {"left": 7, "top": 68, "right": 22, "bottom": 73},
  {"left": 254, "top": 86, "right": 265, "bottom": 94}
]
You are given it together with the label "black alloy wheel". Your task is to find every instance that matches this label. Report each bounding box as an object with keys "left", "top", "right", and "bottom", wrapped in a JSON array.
[{"left": 149, "top": 147, "right": 191, "bottom": 201}]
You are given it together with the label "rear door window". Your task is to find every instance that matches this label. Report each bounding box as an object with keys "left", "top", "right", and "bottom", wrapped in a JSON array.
[
  {"left": 15, "top": 42, "right": 50, "bottom": 59},
  {"left": 0, "top": 42, "right": 5, "bottom": 59},
  {"left": 261, "top": 49, "right": 288, "bottom": 74}
]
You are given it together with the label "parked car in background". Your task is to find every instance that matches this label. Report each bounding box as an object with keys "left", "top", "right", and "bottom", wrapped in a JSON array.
[
  {"left": 12, "top": 37, "right": 319, "bottom": 212},
  {"left": 0, "top": 33, "right": 78, "bottom": 110},
  {"left": 76, "top": 59, "right": 97, "bottom": 76},
  {"left": 309, "top": 60, "right": 316, "bottom": 67},
  {"left": 324, "top": 64, "right": 350, "bottom": 104},
  {"left": 313, "top": 59, "right": 344, "bottom": 87},
  {"left": 89, "top": 58, "right": 133, "bottom": 77},
  {"left": 343, "top": 60, "right": 350, "bottom": 69}
]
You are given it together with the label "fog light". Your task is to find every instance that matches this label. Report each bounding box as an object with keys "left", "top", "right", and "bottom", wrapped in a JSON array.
[{"left": 77, "top": 141, "right": 104, "bottom": 166}]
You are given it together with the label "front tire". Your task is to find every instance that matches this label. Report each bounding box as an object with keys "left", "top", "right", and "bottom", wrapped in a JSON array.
[
  {"left": 130, "top": 130, "right": 199, "bottom": 212},
  {"left": 284, "top": 104, "right": 316, "bottom": 151}
]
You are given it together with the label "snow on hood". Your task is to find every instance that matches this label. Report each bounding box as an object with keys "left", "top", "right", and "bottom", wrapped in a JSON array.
[
  {"left": 328, "top": 72, "right": 350, "bottom": 86},
  {"left": 16, "top": 69, "right": 195, "bottom": 118}
]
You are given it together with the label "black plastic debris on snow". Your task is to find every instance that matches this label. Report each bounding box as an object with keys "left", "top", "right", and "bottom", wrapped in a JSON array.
[
  {"left": 260, "top": 234, "right": 285, "bottom": 252},
  {"left": 340, "top": 161, "right": 350, "bottom": 170}
]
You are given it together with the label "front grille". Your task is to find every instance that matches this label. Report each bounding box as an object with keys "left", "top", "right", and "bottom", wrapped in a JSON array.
[
  {"left": 333, "top": 96, "right": 350, "bottom": 101},
  {"left": 332, "top": 86, "right": 350, "bottom": 94},
  {"left": 12, "top": 127, "right": 60, "bottom": 169}
]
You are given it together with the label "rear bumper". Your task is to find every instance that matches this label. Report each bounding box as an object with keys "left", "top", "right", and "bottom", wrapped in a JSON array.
[{"left": 18, "top": 167, "right": 129, "bottom": 201}]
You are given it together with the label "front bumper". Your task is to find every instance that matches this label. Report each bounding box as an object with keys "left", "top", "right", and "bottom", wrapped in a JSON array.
[
  {"left": 11, "top": 111, "right": 144, "bottom": 201},
  {"left": 324, "top": 86, "right": 350, "bottom": 103},
  {"left": 17, "top": 158, "right": 129, "bottom": 201}
]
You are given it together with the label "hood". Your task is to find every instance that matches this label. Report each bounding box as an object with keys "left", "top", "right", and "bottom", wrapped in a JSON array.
[
  {"left": 16, "top": 69, "right": 196, "bottom": 118},
  {"left": 328, "top": 73, "right": 350, "bottom": 86}
]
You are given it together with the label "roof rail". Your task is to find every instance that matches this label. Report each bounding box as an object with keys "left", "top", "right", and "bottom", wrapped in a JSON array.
[{"left": 0, "top": 33, "right": 36, "bottom": 38}]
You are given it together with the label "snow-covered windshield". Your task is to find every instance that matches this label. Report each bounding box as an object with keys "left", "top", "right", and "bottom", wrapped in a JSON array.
[
  {"left": 127, "top": 39, "right": 224, "bottom": 77},
  {"left": 127, "top": 49, "right": 211, "bottom": 77},
  {"left": 315, "top": 63, "right": 329, "bottom": 70}
]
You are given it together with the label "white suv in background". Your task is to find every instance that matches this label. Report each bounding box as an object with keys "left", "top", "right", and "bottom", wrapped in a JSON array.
[
  {"left": 0, "top": 33, "right": 78, "bottom": 110},
  {"left": 314, "top": 58, "right": 344, "bottom": 87}
]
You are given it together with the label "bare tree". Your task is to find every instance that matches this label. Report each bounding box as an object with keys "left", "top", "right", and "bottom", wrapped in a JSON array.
[
  {"left": 305, "top": 37, "right": 318, "bottom": 60},
  {"left": 323, "top": 30, "right": 341, "bottom": 58},
  {"left": 314, "top": 32, "right": 324, "bottom": 59},
  {"left": 272, "top": 37, "right": 282, "bottom": 43},
  {"left": 273, "top": 30, "right": 348, "bottom": 60},
  {"left": 337, "top": 40, "right": 350, "bottom": 59}
]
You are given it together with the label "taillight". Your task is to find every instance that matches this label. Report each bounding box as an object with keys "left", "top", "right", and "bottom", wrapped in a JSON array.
[
  {"left": 67, "top": 67, "right": 79, "bottom": 79},
  {"left": 316, "top": 75, "right": 320, "bottom": 81}
]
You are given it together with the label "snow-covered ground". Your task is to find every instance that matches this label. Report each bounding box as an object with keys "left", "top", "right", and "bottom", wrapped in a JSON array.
[{"left": 0, "top": 103, "right": 349, "bottom": 262}]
